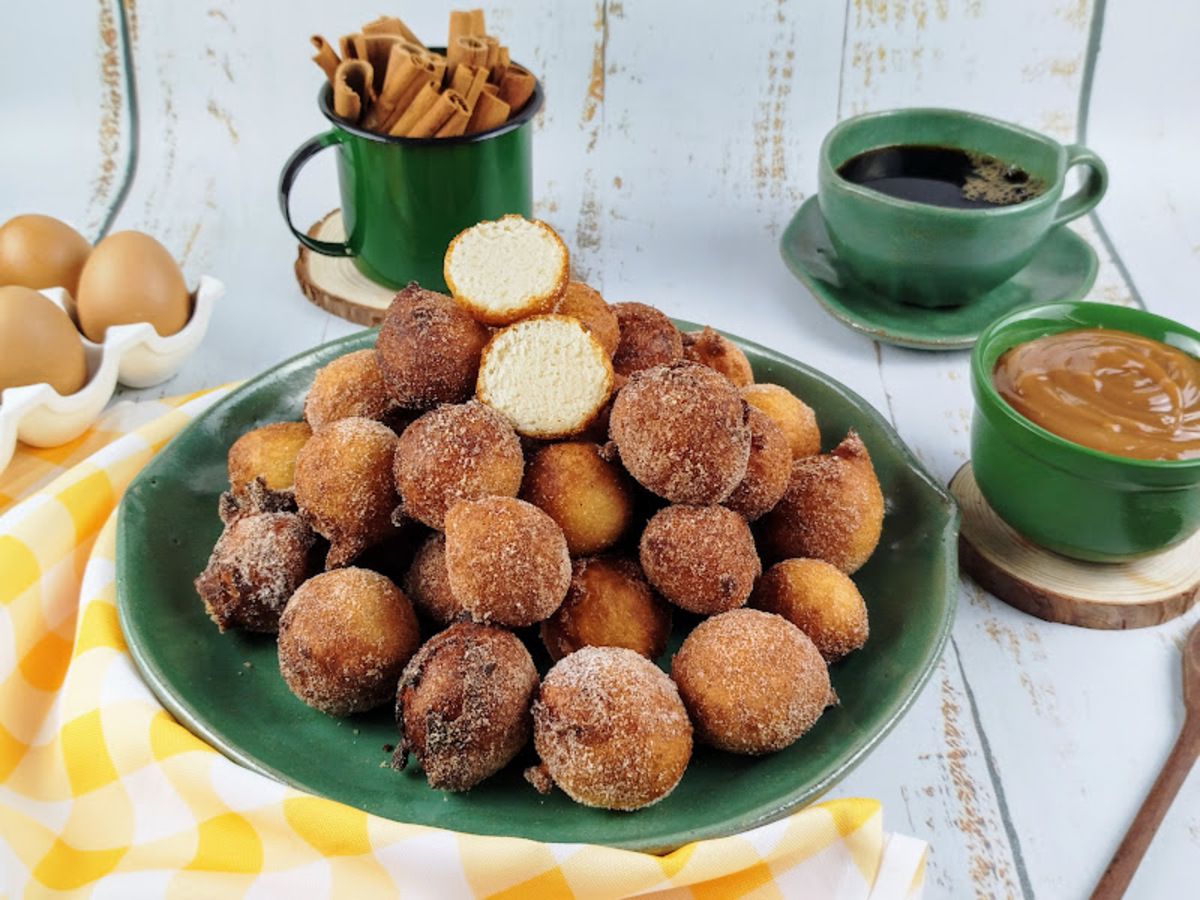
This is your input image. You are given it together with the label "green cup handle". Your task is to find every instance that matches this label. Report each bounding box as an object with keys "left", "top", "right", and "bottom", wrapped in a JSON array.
[
  {"left": 278, "top": 129, "right": 354, "bottom": 257},
  {"left": 1051, "top": 145, "right": 1108, "bottom": 228}
]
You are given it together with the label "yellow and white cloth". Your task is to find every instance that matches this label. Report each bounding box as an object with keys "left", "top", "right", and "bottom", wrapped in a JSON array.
[{"left": 0, "top": 389, "right": 927, "bottom": 899}]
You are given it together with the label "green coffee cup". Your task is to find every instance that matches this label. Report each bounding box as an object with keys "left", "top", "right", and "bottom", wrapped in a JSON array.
[
  {"left": 279, "top": 75, "right": 543, "bottom": 293},
  {"left": 817, "top": 108, "right": 1107, "bottom": 308}
]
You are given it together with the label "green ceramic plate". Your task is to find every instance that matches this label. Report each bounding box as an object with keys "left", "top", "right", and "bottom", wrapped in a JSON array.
[
  {"left": 780, "top": 195, "right": 1099, "bottom": 351},
  {"left": 116, "top": 325, "right": 958, "bottom": 853}
]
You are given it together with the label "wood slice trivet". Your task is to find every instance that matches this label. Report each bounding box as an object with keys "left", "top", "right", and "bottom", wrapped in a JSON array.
[
  {"left": 950, "top": 462, "right": 1200, "bottom": 629},
  {"left": 294, "top": 210, "right": 397, "bottom": 326}
]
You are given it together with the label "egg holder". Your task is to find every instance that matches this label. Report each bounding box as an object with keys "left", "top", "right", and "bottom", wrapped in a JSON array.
[{"left": 0, "top": 275, "right": 224, "bottom": 476}]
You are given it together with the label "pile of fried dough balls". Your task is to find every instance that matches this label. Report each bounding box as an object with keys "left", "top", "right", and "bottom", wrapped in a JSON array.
[{"left": 194, "top": 215, "right": 885, "bottom": 811}]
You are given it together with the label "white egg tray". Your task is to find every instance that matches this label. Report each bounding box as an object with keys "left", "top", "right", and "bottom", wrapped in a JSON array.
[{"left": 0, "top": 275, "right": 224, "bottom": 476}]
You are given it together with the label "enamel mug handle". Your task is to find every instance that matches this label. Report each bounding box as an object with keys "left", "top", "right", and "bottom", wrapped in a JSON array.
[
  {"left": 278, "top": 129, "right": 353, "bottom": 257},
  {"left": 1051, "top": 145, "right": 1108, "bottom": 229}
]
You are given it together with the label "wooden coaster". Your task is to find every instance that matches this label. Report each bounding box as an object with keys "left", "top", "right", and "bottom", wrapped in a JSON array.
[
  {"left": 950, "top": 462, "right": 1200, "bottom": 629},
  {"left": 294, "top": 210, "right": 397, "bottom": 326}
]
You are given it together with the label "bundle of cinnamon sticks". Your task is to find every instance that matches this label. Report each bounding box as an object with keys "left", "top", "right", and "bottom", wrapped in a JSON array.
[{"left": 311, "top": 9, "right": 537, "bottom": 139}]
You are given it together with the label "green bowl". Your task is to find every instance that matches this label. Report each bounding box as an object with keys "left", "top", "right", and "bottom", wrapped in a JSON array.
[{"left": 970, "top": 301, "right": 1200, "bottom": 562}]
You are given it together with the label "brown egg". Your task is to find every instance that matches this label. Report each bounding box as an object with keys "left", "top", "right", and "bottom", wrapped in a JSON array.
[
  {"left": 0, "top": 285, "right": 88, "bottom": 395},
  {"left": 75, "top": 230, "right": 190, "bottom": 342},
  {"left": 0, "top": 214, "right": 92, "bottom": 297}
]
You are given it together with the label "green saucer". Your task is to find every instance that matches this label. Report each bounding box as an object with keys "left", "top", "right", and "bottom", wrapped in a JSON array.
[{"left": 779, "top": 195, "right": 1099, "bottom": 351}]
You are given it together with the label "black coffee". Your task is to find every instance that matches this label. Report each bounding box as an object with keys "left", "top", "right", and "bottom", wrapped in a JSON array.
[{"left": 836, "top": 144, "right": 1046, "bottom": 209}]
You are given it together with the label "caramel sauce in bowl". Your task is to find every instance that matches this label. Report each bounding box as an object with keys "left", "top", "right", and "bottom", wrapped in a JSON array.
[{"left": 970, "top": 302, "right": 1200, "bottom": 562}]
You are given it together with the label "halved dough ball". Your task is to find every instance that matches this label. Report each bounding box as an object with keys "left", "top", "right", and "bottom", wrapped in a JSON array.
[
  {"left": 608, "top": 360, "right": 751, "bottom": 505},
  {"left": 520, "top": 440, "right": 634, "bottom": 556},
  {"left": 394, "top": 621, "right": 538, "bottom": 791},
  {"left": 722, "top": 405, "right": 791, "bottom": 521},
  {"left": 304, "top": 348, "right": 399, "bottom": 429},
  {"left": 277, "top": 567, "right": 421, "bottom": 717},
  {"left": 756, "top": 429, "right": 884, "bottom": 574},
  {"left": 751, "top": 558, "right": 868, "bottom": 662},
  {"left": 375, "top": 282, "right": 491, "bottom": 409},
  {"left": 293, "top": 417, "right": 400, "bottom": 568},
  {"left": 682, "top": 326, "right": 754, "bottom": 387},
  {"left": 227, "top": 420, "right": 311, "bottom": 501},
  {"left": 194, "top": 511, "right": 318, "bottom": 633},
  {"left": 639, "top": 503, "right": 760, "bottom": 615},
  {"left": 476, "top": 315, "right": 613, "bottom": 439},
  {"left": 393, "top": 400, "right": 524, "bottom": 530},
  {"left": 540, "top": 554, "right": 671, "bottom": 662},
  {"left": 554, "top": 281, "right": 620, "bottom": 356},
  {"left": 443, "top": 496, "right": 571, "bottom": 627},
  {"left": 528, "top": 645, "right": 691, "bottom": 810},
  {"left": 443, "top": 215, "right": 569, "bottom": 325},
  {"left": 671, "top": 608, "right": 832, "bottom": 755},
  {"left": 741, "top": 382, "right": 821, "bottom": 459},
  {"left": 609, "top": 301, "right": 683, "bottom": 379}
]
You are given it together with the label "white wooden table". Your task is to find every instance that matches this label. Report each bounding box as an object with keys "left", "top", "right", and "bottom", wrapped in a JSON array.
[{"left": 4, "top": 2, "right": 1198, "bottom": 896}]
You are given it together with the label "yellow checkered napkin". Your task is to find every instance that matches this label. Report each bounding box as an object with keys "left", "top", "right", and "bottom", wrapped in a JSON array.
[{"left": 0, "top": 391, "right": 927, "bottom": 899}]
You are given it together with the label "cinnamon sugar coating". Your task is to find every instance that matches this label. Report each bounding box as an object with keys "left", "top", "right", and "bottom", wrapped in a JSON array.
[
  {"left": 638, "top": 503, "right": 761, "bottom": 615},
  {"left": 529, "top": 645, "right": 691, "bottom": 810},
  {"left": 402, "top": 532, "right": 462, "bottom": 626},
  {"left": 609, "top": 301, "right": 683, "bottom": 379},
  {"left": 554, "top": 281, "right": 620, "bottom": 357},
  {"left": 608, "top": 360, "right": 751, "bottom": 505},
  {"left": 304, "top": 348, "right": 400, "bottom": 429},
  {"left": 226, "top": 420, "right": 312, "bottom": 500},
  {"left": 394, "top": 621, "right": 539, "bottom": 791},
  {"left": 722, "top": 405, "right": 792, "bottom": 521},
  {"left": 277, "top": 567, "right": 421, "bottom": 717},
  {"left": 375, "top": 282, "right": 491, "bottom": 409},
  {"left": 671, "top": 608, "right": 833, "bottom": 755},
  {"left": 751, "top": 557, "right": 869, "bottom": 662},
  {"left": 740, "top": 382, "right": 822, "bottom": 460},
  {"left": 682, "top": 326, "right": 755, "bottom": 387}
]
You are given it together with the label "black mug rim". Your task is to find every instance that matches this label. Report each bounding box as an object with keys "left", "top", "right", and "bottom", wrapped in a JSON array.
[{"left": 317, "top": 60, "right": 543, "bottom": 146}]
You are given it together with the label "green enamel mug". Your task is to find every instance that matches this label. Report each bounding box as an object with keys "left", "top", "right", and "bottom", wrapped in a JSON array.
[{"left": 279, "top": 77, "right": 543, "bottom": 293}]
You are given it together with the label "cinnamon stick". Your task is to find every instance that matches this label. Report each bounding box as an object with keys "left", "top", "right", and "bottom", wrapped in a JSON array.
[
  {"left": 448, "top": 9, "right": 486, "bottom": 44},
  {"left": 389, "top": 82, "right": 442, "bottom": 136},
  {"left": 332, "top": 59, "right": 375, "bottom": 123},
  {"left": 310, "top": 35, "right": 340, "bottom": 82},
  {"left": 405, "top": 89, "right": 470, "bottom": 138},
  {"left": 363, "top": 47, "right": 438, "bottom": 132},
  {"left": 362, "top": 14, "right": 426, "bottom": 49},
  {"left": 449, "top": 64, "right": 490, "bottom": 108},
  {"left": 497, "top": 64, "right": 536, "bottom": 113},
  {"left": 433, "top": 94, "right": 473, "bottom": 137},
  {"left": 447, "top": 35, "right": 489, "bottom": 73},
  {"left": 465, "top": 90, "right": 510, "bottom": 134}
]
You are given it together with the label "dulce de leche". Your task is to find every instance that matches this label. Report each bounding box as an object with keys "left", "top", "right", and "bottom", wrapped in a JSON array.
[{"left": 992, "top": 327, "right": 1200, "bottom": 460}]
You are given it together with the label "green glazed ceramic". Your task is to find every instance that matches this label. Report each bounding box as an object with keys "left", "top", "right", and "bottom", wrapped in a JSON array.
[
  {"left": 818, "top": 107, "right": 1107, "bottom": 309},
  {"left": 971, "top": 301, "right": 1200, "bottom": 562},
  {"left": 116, "top": 325, "right": 958, "bottom": 853},
  {"left": 279, "top": 69, "right": 543, "bottom": 293},
  {"left": 780, "top": 195, "right": 1098, "bottom": 350}
]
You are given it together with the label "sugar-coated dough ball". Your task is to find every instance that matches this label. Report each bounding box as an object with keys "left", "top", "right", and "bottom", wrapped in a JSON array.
[
  {"left": 402, "top": 532, "right": 463, "bottom": 625},
  {"left": 608, "top": 360, "right": 751, "bottom": 504},
  {"left": 529, "top": 645, "right": 692, "bottom": 810},
  {"left": 740, "top": 382, "right": 821, "bottom": 459},
  {"left": 722, "top": 405, "right": 791, "bottom": 521},
  {"left": 751, "top": 557, "right": 869, "bottom": 662},
  {"left": 394, "top": 621, "right": 539, "bottom": 791},
  {"left": 554, "top": 281, "right": 620, "bottom": 357},
  {"left": 756, "top": 429, "right": 884, "bottom": 573},
  {"left": 639, "top": 503, "right": 761, "bottom": 615},
  {"left": 671, "top": 608, "right": 832, "bottom": 755},
  {"left": 609, "top": 301, "right": 683, "bottom": 379},
  {"left": 226, "top": 420, "right": 312, "bottom": 499},
  {"left": 540, "top": 554, "right": 671, "bottom": 661},
  {"left": 520, "top": 440, "right": 635, "bottom": 556},
  {"left": 277, "top": 567, "right": 421, "bottom": 717},
  {"left": 304, "top": 348, "right": 399, "bottom": 429},
  {"left": 443, "top": 496, "right": 571, "bottom": 627},
  {"left": 682, "top": 326, "right": 754, "bottom": 387}
]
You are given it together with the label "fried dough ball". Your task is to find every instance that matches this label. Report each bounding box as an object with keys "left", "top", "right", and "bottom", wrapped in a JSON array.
[
  {"left": 194, "top": 512, "right": 318, "bottom": 633},
  {"left": 443, "top": 496, "right": 571, "bottom": 627},
  {"left": 277, "top": 567, "right": 421, "bottom": 717},
  {"left": 639, "top": 503, "right": 761, "bottom": 614},
  {"left": 671, "top": 609, "right": 832, "bottom": 755},
  {"left": 401, "top": 532, "right": 463, "bottom": 626},
  {"left": 520, "top": 441, "right": 635, "bottom": 556},
  {"left": 540, "top": 555, "right": 671, "bottom": 662},
  {"left": 375, "top": 282, "right": 492, "bottom": 409},
  {"left": 304, "top": 348, "right": 400, "bottom": 429},
  {"left": 393, "top": 621, "right": 539, "bottom": 791},
  {"left": 609, "top": 301, "right": 683, "bottom": 379},
  {"left": 555, "top": 281, "right": 620, "bottom": 357},
  {"left": 756, "top": 429, "right": 885, "bottom": 574},
  {"left": 528, "top": 645, "right": 691, "bottom": 810},
  {"left": 608, "top": 360, "right": 751, "bottom": 504},
  {"left": 741, "top": 382, "right": 821, "bottom": 459},
  {"left": 226, "top": 420, "right": 312, "bottom": 501},
  {"left": 293, "top": 416, "right": 400, "bottom": 568},
  {"left": 751, "top": 558, "right": 868, "bottom": 662},
  {"left": 682, "top": 326, "right": 754, "bottom": 387},
  {"left": 393, "top": 400, "right": 524, "bottom": 530},
  {"left": 722, "top": 405, "right": 792, "bottom": 521}
]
